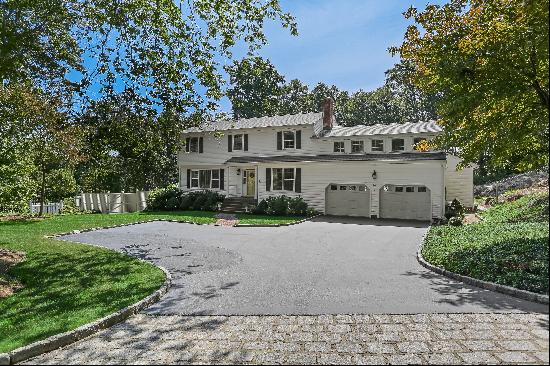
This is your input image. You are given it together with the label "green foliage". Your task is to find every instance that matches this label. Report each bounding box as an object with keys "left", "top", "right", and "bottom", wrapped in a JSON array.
[
  {"left": 226, "top": 57, "right": 438, "bottom": 125},
  {"left": 254, "top": 195, "right": 309, "bottom": 216},
  {"left": 0, "top": 142, "right": 36, "bottom": 213},
  {"left": 394, "top": 0, "right": 549, "bottom": 171},
  {"left": 44, "top": 168, "right": 78, "bottom": 202},
  {"left": 146, "top": 187, "right": 224, "bottom": 212},
  {"left": 445, "top": 198, "right": 465, "bottom": 221},
  {"left": 423, "top": 191, "right": 549, "bottom": 294},
  {"left": 59, "top": 197, "right": 80, "bottom": 215}
]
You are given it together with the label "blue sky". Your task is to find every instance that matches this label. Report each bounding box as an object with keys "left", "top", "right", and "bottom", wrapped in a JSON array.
[{"left": 219, "top": 0, "right": 444, "bottom": 111}]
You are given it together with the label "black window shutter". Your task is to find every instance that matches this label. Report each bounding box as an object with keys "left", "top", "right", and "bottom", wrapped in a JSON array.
[
  {"left": 185, "top": 137, "right": 190, "bottom": 152},
  {"left": 244, "top": 134, "right": 248, "bottom": 151},
  {"left": 228, "top": 135, "right": 233, "bottom": 152},
  {"left": 199, "top": 137, "right": 204, "bottom": 153},
  {"left": 276, "top": 132, "right": 282, "bottom": 150},
  {"left": 220, "top": 169, "right": 225, "bottom": 190},
  {"left": 186, "top": 169, "right": 191, "bottom": 188},
  {"left": 295, "top": 168, "right": 301, "bottom": 193},
  {"left": 296, "top": 130, "right": 301, "bottom": 149},
  {"left": 266, "top": 168, "right": 271, "bottom": 191}
]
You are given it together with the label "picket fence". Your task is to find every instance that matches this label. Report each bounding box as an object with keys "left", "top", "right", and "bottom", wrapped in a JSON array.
[
  {"left": 76, "top": 191, "right": 150, "bottom": 213},
  {"left": 29, "top": 201, "right": 63, "bottom": 214}
]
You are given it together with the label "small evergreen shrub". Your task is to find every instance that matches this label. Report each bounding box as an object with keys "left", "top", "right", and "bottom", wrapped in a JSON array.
[
  {"left": 146, "top": 187, "right": 224, "bottom": 211},
  {"left": 254, "top": 195, "right": 310, "bottom": 216}
]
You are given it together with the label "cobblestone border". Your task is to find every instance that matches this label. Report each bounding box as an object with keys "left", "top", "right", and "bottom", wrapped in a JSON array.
[
  {"left": 417, "top": 240, "right": 549, "bottom": 305},
  {"left": 1, "top": 257, "right": 172, "bottom": 365}
]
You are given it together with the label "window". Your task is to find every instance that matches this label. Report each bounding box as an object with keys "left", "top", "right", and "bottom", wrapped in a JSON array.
[
  {"left": 211, "top": 170, "right": 220, "bottom": 189},
  {"left": 395, "top": 186, "right": 404, "bottom": 192},
  {"left": 359, "top": 185, "right": 366, "bottom": 192},
  {"left": 348, "top": 185, "right": 357, "bottom": 190},
  {"left": 392, "top": 138, "right": 405, "bottom": 151},
  {"left": 191, "top": 170, "right": 199, "bottom": 188},
  {"left": 191, "top": 169, "right": 221, "bottom": 189},
  {"left": 330, "top": 184, "right": 337, "bottom": 190},
  {"left": 334, "top": 141, "right": 345, "bottom": 153},
  {"left": 188, "top": 137, "right": 199, "bottom": 152},
  {"left": 233, "top": 134, "right": 243, "bottom": 150},
  {"left": 371, "top": 139, "right": 384, "bottom": 152},
  {"left": 414, "top": 137, "right": 426, "bottom": 145},
  {"left": 272, "top": 168, "right": 283, "bottom": 190},
  {"left": 406, "top": 186, "right": 415, "bottom": 193},
  {"left": 283, "top": 168, "right": 295, "bottom": 191},
  {"left": 351, "top": 140, "right": 364, "bottom": 153},
  {"left": 418, "top": 186, "right": 427, "bottom": 192},
  {"left": 283, "top": 131, "right": 295, "bottom": 149},
  {"left": 272, "top": 168, "right": 295, "bottom": 191},
  {"left": 339, "top": 185, "right": 347, "bottom": 190}
]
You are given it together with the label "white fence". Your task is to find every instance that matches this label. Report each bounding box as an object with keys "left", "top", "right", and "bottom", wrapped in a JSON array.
[
  {"left": 76, "top": 191, "right": 150, "bottom": 213},
  {"left": 29, "top": 201, "right": 63, "bottom": 214}
]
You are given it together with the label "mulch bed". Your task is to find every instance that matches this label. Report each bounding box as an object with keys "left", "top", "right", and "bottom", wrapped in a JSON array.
[{"left": 0, "top": 249, "right": 26, "bottom": 298}]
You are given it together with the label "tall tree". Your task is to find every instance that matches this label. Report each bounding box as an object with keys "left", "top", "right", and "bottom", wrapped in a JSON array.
[
  {"left": 392, "top": 0, "right": 549, "bottom": 170},
  {"left": 1, "top": 0, "right": 297, "bottom": 114},
  {"left": 226, "top": 57, "right": 286, "bottom": 118}
]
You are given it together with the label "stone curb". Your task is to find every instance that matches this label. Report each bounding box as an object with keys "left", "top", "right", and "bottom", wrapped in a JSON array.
[
  {"left": 3, "top": 263, "right": 172, "bottom": 365},
  {"left": 417, "top": 240, "right": 549, "bottom": 305}
]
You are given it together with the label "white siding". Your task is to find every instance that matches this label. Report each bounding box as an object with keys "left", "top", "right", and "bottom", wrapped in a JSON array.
[
  {"left": 255, "top": 160, "right": 445, "bottom": 219},
  {"left": 178, "top": 127, "right": 439, "bottom": 166},
  {"left": 445, "top": 154, "right": 474, "bottom": 207}
]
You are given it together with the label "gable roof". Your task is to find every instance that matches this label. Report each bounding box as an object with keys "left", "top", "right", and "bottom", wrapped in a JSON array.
[
  {"left": 318, "top": 120, "right": 442, "bottom": 138},
  {"left": 184, "top": 112, "right": 323, "bottom": 132}
]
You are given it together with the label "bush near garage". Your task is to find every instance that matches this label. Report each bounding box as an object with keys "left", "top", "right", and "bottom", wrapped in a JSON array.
[
  {"left": 253, "top": 195, "right": 309, "bottom": 216},
  {"left": 146, "top": 186, "right": 224, "bottom": 211}
]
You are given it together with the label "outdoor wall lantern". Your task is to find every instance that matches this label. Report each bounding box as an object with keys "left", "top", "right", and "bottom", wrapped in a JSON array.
[
  {"left": 236, "top": 168, "right": 241, "bottom": 175},
  {"left": 372, "top": 170, "right": 377, "bottom": 180}
]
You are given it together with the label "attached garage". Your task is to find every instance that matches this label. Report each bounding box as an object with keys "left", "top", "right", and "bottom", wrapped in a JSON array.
[
  {"left": 379, "top": 184, "right": 431, "bottom": 221},
  {"left": 325, "top": 184, "right": 370, "bottom": 217}
]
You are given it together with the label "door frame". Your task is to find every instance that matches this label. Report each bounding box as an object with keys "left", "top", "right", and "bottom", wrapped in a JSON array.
[{"left": 243, "top": 168, "right": 256, "bottom": 197}]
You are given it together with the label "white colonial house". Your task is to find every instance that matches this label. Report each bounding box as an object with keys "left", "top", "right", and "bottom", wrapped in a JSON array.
[{"left": 178, "top": 99, "right": 474, "bottom": 221}]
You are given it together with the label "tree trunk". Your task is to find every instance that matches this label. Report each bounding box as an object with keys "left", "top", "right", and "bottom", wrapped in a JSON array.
[{"left": 39, "top": 161, "right": 45, "bottom": 216}]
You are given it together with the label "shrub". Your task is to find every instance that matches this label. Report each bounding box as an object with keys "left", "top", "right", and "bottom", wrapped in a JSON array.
[
  {"left": 146, "top": 187, "right": 224, "bottom": 211},
  {"left": 288, "top": 196, "right": 308, "bottom": 216},
  {"left": 252, "top": 199, "right": 268, "bottom": 214},
  {"left": 254, "top": 195, "right": 309, "bottom": 216},
  {"left": 445, "top": 198, "right": 465, "bottom": 220},
  {"left": 60, "top": 197, "right": 81, "bottom": 215},
  {"left": 448, "top": 216, "right": 463, "bottom": 226}
]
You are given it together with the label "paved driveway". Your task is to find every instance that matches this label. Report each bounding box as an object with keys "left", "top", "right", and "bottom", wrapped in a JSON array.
[{"left": 60, "top": 217, "right": 547, "bottom": 315}]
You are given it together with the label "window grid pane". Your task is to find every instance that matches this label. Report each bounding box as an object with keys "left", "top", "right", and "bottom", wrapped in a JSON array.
[
  {"left": 392, "top": 139, "right": 405, "bottom": 151},
  {"left": 372, "top": 139, "right": 384, "bottom": 151},
  {"left": 334, "top": 141, "right": 345, "bottom": 153},
  {"left": 233, "top": 134, "right": 243, "bottom": 150},
  {"left": 283, "top": 131, "right": 295, "bottom": 149},
  {"left": 351, "top": 141, "right": 364, "bottom": 153}
]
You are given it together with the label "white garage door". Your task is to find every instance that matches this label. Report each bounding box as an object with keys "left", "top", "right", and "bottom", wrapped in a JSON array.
[
  {"left": 379, "top": 185, "right": 431, "bottom": 221},
  {"left": 325, "top": 184, "right": 370, "bottom": 217}
]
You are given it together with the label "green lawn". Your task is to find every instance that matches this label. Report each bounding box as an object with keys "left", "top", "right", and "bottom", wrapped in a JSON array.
[
  {"left": 0, "top": 211, "right": 305, "bottom": 352},
  {"left": 423, "top": 191, "right": 549, "bottom": 294}
]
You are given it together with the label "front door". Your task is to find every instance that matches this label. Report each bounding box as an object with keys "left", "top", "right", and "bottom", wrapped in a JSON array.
[{"left": 245, "top": 169, "right": 256, "bottom": 197}]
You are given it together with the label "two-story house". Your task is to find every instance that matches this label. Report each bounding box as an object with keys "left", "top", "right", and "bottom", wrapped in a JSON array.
[{"left": 178, "top": 98, "right": 473, "bottom": 221}]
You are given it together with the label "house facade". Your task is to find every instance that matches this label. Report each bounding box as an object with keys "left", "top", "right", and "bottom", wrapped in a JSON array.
[{"left": 178, "top": 99, "right": 474, "bottom": 221}]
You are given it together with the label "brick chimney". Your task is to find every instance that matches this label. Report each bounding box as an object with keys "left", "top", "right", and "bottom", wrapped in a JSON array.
[{"left": 322, "top": 97, "right": 334, "bottom": 130}]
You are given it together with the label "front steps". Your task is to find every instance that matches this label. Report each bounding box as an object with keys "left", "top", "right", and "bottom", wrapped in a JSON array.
[{"left": 220, "top": 197, "right": 257, "bottom": 213}]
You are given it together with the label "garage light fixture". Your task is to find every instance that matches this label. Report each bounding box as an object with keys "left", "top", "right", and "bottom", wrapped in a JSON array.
[
  {"left": 236, "top": 168, "right": 241, "bottom": 175},
  {"left": 372, "top": 170, "right": 377, "bottom": 180}
]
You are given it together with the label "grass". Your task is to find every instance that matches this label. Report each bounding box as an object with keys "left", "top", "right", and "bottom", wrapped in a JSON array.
[
  {"left": 423, "top": 191, "right": 549, "bottom": 294},
  {"left": 0, "top": 210, "right": 305, "bottom": 352}
]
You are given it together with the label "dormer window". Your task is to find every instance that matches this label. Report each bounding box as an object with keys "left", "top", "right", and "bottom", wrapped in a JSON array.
[
  {"left": 392, "top": 138, "right": 405, "bottom": 152},
  {"left": 333, "top": 141, "right": 345, "bottom": 153}
]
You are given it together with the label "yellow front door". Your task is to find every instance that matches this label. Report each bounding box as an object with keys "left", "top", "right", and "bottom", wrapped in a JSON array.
[{"left": 246, "top": 170, "right": 256, "bottom": 196}]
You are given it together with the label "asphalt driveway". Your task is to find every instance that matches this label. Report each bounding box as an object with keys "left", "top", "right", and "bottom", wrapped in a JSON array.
[{"left": 60, "top": 217, "right": 548, "bottom": 315}]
